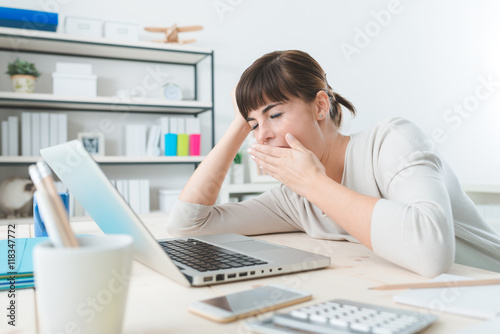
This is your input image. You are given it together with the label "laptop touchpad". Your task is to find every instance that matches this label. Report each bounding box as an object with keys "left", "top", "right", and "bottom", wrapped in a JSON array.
[{"left": 223, "top": 240, "right": 283, "bottom": 253}]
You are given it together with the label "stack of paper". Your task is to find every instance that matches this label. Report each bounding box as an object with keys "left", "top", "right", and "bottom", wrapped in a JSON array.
[{"left": 394, "top": 274, "right": 500, "bottom": 320}]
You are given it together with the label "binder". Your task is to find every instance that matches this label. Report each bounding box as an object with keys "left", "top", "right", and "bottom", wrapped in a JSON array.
[{"left": 0, "top": 7, "right": 58, "bottom": 32}]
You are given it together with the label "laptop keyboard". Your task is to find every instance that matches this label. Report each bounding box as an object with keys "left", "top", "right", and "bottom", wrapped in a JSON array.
[{"left": 159, "top": 239, "right": 268, "bottom": 272}]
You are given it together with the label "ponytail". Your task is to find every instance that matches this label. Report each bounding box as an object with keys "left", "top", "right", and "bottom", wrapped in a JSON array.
[{"left": 326, "top": 86, "right": 356, "bottom": 128}]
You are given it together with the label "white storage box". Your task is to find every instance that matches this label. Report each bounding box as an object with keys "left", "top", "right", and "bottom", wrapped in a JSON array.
[
  {"left": 65, "top": 16, "right": 102, "bottom": 38},
  {"left": 103, "top": 21, "right": 139, "bottom": 41},
  {"left": 52, "top": 73, "right": 97, "bottom": 97},
  {"left": 55, "top": 62, "right": 92, "bottom": 76},
  {"left": 158, "top": 189, "right": 182, "bottom": 213}
]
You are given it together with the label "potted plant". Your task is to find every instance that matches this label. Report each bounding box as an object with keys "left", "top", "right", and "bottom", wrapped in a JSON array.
[
  {"left": 6, "top": 58, "right": 41, "bottom": 93},
  {"left": 230, "top": 152, "right": 245, "bottom": 184}
]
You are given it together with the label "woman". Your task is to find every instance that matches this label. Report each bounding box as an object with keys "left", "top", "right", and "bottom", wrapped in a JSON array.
[{"left": 167, "top": 50, "right": 500, "bottom": 277}]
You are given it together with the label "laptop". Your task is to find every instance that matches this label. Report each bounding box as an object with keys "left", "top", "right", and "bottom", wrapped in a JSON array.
[{"left": 40, "top": 140, "right": 330, "bottom": 287}]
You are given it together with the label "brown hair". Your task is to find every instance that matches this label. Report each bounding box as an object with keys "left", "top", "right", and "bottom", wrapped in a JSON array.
[{"left": 236, "top": 50, "right": 355, "bottom": 128}]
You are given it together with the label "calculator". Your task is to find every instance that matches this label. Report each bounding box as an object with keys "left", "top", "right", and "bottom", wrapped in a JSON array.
[{"left": 246, "top": 299, "right": 437, "bottom": 334}]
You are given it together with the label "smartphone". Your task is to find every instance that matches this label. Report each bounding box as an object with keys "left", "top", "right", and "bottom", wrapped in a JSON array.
[{"left": 188, "top": 284, "right": 312, "bottom": 323}]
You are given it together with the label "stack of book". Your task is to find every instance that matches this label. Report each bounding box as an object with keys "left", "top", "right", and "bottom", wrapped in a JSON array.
[
  {"left": 54, "top": 179, "right": 150, "bottom": 218},
  {"left": 111, "top": 179, "right": 150, "bottom": 214},
  {"left": 1, "top": 116, "right": 18, "bottom": 156},
  {"left": 0, "top": 113, "right": 68, "bottom": 157}
]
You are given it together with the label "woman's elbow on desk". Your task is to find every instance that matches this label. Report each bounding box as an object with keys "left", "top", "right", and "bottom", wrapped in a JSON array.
[
  {"left": 372, "top": 201, "right": 455, "bottom": 277},
  {"left": 165, "top": 201, "right": 207, "bottom": 237},
  {"left": 407, "top": 247, "right": 454, "bottom": 278},
  {"left": 382, "top": 231, "right": 455, "bottom": 277}
]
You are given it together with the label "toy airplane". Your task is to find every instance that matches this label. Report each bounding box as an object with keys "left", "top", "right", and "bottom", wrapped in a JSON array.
[{"left": 144, "top": 24, "right": 203, "bottom": 44}]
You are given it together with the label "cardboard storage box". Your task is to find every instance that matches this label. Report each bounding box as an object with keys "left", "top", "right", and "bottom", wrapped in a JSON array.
[
  {"left": 52, "top": 73, "right": 97, "bottom": 97},
  {"left": 64, "top": 16, "right": 102, "bottom": 38},
  {"left": 158, "top": 189, "right": 182, "bottom": 213},
  {"left": 55, "top": 62, "right": 93, "bottom": 76},
  {"left": 103, "top": 21, "right": 139, "bottom": 41}
]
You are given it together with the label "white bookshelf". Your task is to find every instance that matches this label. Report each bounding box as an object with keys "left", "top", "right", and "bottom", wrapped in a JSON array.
[
  {"left": 0, "top": 155, "right": 205, "bottom": 165},
  {"left": 462, "top": 184, "right": 500, "bottom": 194},
  {"left": 0, "top": 27, "right": 215, "bottom": 217},
  {"left": 0, "top": 92, "right": 212, "bottom": 114},
  {"left": 0, "top": 27, "right": 211, "bottom": 64},
  {"left": 219, "top": 183, "right": 280, "bottom": 204}
]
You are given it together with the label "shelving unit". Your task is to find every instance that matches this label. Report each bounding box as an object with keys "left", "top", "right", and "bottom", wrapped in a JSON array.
[
  {"left": 462, "top": 184, "right": 500, "bottom": 194},
  {"left": 0, "top": 155, "right": 205, "bottom": 165},
  {"left": 219, "top": 183, "right": 280, "bottom": 204},
  {"left": 0, "top": 26, "right": 215, "bottom": 163},
  {"left": 0, "top": 27, "right": 215, "bottom": 216},
  {"left": 0, "top": 92, "right": 212, "bottom": 114}
]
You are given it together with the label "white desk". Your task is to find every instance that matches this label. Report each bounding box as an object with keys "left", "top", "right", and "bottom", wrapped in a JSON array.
[{"left": 1, "top": 214, "right": 498, "bottom": 334}]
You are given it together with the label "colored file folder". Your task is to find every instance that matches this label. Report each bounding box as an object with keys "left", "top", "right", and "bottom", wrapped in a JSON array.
[
  {"left": 0, "top": 237, "right": 49, "bottom": 290},
  {"left": 0, "top": 7, "right": 58, "bottom": 32}
]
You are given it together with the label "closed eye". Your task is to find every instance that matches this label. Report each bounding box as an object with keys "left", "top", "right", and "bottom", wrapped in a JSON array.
[{"left": 249, "top": 113, "right": 283, "bottom": 131}]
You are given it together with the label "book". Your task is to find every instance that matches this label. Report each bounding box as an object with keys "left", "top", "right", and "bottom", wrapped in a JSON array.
[
  {"left": 125, "top": 124, "right": 147, "bottom": 156},
  {"left": 1, "top": 120, "right": 8, "bottom": 156},
  {"left": 32, "top": 113, "right": 41, "bottom": 156},
  {"left": 8, "top": 116, "right": 18, "bottom": 156},
  {"left": 59, "top": 113, "right": 68, "bottom": 144},
  {"left": 0, "top": 7, "right": 58, "bottom": 32},
  {"left": 123, "top": 180, "right": 129, "bottom": 207},
  {"left": 21, "top": 112, "right": 31, "bottom": 156},
  {"left": 40, "top": 112, "right": 49, "bottom": 150},
  {"left": 49, "top": 113, "right": 59, "bottom": 147},
  {"left": 146, "top": 125, "right": 161, "bottom": 156},
  {"left": 140, "top": 179, "right": 150, "bottom": 214},
  {"left": 128, "top": 179, "right": 142, "bottom": 214},
  {"left": 394, "top": 274, "right": 500, "bottom": 320},
  {"left": 159, "top": 117, "right": 169, "bottom": 155},
  {"left": 116, "top": 179, "right": 125, "bottom": 202}
]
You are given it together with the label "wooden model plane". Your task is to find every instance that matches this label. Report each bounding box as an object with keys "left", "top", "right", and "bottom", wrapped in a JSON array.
[{"left": 144, "top": 24, "right": 203, "bottom": 44}]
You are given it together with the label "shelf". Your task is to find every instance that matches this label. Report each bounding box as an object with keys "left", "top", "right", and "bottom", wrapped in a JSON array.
[
  {"left": 222, "top": 183, "right": 280, "bottom": 193},
  {"left": 0, "top": 92, "right": 212, "bottom": 114},
  {"left": 219, "top": 183, "right": 280, "bottom": 204},
  {"left": 0, "top": 155, "right": 205, "bottom": 165},
  {"left": 0, "top": 27, "right": 212, "bottom": 65},
  {"left": 462, "top": 184, "right": 500, "bottom": 194}
]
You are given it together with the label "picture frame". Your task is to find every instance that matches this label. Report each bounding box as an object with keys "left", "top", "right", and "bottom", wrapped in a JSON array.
[{"left": 78, "top": 132, "right": 105, "bottom": 156}]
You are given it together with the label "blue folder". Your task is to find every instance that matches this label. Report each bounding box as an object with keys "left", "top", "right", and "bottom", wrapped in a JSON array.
[
  {"left": 0, "top": 7, "right": 58, "bottom": 32},
  {"left": 0, "top": 237, "right": 49, "bottom": 290}
]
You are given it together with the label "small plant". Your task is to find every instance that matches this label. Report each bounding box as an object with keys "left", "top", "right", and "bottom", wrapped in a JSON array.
[
  {"left": 6, "top": 58, "right": 41, "bottom": 78},
  {"left": 234, "top": 152, "right": 242, "bottom": 164}
]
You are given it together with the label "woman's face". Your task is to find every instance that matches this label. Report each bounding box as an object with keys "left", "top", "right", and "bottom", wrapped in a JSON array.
[{"left": 245, "top": 97, "right": 323, "bottom": 152}]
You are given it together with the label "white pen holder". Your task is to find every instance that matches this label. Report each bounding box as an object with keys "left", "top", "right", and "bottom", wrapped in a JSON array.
[{"left": 34, "top": 235, "right": 133, "bottom": 334}]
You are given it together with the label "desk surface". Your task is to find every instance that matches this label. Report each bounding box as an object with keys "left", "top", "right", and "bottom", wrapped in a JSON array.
[{"left": 1, "top": 213, "right": 498, "bottom": 334}]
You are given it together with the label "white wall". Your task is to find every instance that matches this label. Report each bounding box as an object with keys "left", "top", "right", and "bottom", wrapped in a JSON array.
[{"left": 1, "top": 0, "right": 500, "bottom": 209}]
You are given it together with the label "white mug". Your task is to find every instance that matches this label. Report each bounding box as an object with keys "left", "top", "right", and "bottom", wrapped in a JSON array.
[{"left": 34, "top": 235, "right": 134, "bottom": 334}]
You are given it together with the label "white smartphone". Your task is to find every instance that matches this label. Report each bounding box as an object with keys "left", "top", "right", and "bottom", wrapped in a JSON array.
[{"left": 188, "top": 284, "right": 312, "bottom": 323}]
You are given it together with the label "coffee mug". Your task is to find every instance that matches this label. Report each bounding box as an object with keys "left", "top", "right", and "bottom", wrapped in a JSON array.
[{"left": 34, "top": 235, "right": 133, "bottom": 334}]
